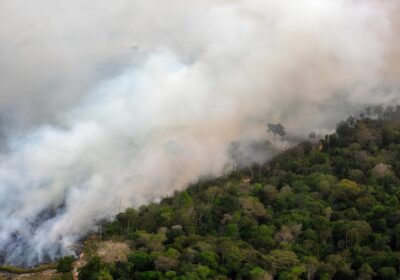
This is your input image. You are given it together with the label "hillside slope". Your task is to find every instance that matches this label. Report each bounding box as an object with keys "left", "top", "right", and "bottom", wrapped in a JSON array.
[{"left": 74, "top": 115, "right": 400, "bottom": 280}]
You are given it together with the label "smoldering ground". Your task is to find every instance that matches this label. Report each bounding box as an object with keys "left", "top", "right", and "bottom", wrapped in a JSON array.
[{"left": 0, "top": 0, "right": 399, "bottom": 265}]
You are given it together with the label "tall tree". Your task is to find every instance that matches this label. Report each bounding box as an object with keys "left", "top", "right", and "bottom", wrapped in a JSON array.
[{"left": 267, "top": 123, "right": 286, "bottom": 143}]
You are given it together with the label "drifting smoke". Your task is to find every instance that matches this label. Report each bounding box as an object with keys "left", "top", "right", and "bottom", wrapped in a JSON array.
[{"left": 0, "top": 0, "right": 399, "bottom": 265}]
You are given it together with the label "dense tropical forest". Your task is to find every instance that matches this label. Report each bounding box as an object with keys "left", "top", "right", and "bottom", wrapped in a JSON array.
[{"left": 64, "top": 107, "right": 400, "bottom": 280}]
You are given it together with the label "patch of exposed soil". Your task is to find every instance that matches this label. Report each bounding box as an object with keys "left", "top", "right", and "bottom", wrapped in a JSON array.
[
  {"left": 96, "top": 241, "right": 131, "bottom": 263},
  {"left": 0, "top": 269, "right": 58, "bottom": 280}
]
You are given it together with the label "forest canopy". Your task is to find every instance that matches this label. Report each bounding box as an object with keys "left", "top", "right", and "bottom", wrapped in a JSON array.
[{"left": 76, "top": 108, "right": 400, "bottom": 280}]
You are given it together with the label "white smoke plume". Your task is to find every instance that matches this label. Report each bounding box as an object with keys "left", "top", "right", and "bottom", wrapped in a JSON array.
[{"left": 0, "top": 0, "right": 399, "bottom": 264}]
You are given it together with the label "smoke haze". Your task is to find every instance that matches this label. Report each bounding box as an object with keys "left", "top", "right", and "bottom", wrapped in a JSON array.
[{"left": 0, "top": 0, "right": 399, "bottom": 264}]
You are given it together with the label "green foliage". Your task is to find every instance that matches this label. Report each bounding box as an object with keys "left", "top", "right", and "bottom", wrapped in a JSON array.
[
  {"left": 57, "top": 255, "right": 75, "bottom": 273},
  {"left": 82, "top": 115, "right": 400, "bottom": 280},
  {"left": 137, "top": 271, "right": 162, "bottom": 280},
  {"left": 267, "top": 249, "right": 299, "bottom": 272},
  {"left": 128, "top": 251, "right": 154, "bottom": 272},
  {"left": 78, "top": 256, "right": 112, "bottom": 280},
  {"left": 195, "top": 251, "right": 219, "bottom": 270},
  {"left": 248, "top": 266, "right": 269, "bottom": 279},
  {"left": 378, "top": 267, "right": 397, "bottom": 280}
]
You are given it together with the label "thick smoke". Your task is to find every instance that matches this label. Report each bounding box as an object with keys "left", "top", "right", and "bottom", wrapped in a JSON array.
[{"left": 0, "top": 0, "right": 399, "bottom": 265}]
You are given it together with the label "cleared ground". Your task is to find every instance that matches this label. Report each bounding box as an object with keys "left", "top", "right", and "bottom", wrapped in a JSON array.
[
  {"left": 0, "top": 269, "right": 59, "bottom": 280},
  {"left": 0, "top": 239, "right": 131, "bottom": 279},
  {"left": 96, "top": 240, "right": 131, "bottom": 263}
]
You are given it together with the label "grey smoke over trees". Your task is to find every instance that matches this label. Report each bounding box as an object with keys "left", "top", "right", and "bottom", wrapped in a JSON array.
[{"left": 0, "top": 0, "right": 400, "bottom": 265}]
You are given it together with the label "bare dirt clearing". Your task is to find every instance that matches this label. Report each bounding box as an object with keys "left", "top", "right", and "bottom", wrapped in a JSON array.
[
  {"left": 96, "top": 241, "right": 131, "bottom": 263},
  {"left": 0, "top": 269, "right": 58, "bottom": 280}
]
